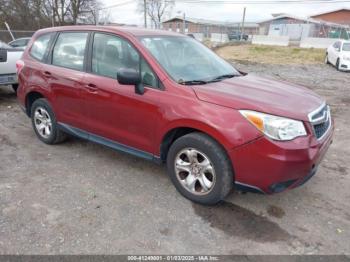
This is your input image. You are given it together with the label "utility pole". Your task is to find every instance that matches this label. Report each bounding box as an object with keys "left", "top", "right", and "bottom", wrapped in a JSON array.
[
  {"left": 240, "top": 7, "right": 246, "bottom": 41},
  {"left": 4, "top": 22, "right": 15, "bottom": 41},
  {"left": 144, "top": 0, "right": 147, "bottom": 28},
  {"left": 182, "top": 12, "right": 186, "bottom": 34}
]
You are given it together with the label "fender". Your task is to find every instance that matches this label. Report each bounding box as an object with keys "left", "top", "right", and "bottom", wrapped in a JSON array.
[
  {"left": 24, "top": 85, "right": 53, "bottom": 108},
  {"left": 156, "top": 118, "right": 250, "bottom": 156}
]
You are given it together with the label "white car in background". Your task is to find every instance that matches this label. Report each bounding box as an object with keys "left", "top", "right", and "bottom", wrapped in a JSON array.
[
  {"left": 325, "top": 40, "right": 350, "bottom": 71},
  {"left": 0, "top": 41, "right": 23, "bottom": 92}
]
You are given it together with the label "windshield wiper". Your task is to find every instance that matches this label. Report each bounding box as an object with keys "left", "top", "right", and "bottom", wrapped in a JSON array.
[
  {"left": 179, "top": 74, "right": 237, "bottom": 85},
  {"left": 208, "top": 74, "right": 236, "bottom": 83},
  {"left": 179, "top": 80, "right": 208, "bottom": 85}
]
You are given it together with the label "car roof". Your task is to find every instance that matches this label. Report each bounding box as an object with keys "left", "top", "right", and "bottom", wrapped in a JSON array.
[{"left": 35, "top": 25, "right": 184, "bottom": 38}]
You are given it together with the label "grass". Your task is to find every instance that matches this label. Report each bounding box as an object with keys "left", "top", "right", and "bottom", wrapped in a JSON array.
[{"left": 215, "top": 44, "right": 325, "bottom": 64}]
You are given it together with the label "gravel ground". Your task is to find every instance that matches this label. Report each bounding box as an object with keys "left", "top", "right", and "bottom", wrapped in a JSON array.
[{"left": 0, "top": 62, "right": 349, "bottom": 255}]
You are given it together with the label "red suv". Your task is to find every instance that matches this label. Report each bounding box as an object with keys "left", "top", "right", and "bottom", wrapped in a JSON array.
[{"left": 17, "top": 26, "right": 334, "bottom": 204}]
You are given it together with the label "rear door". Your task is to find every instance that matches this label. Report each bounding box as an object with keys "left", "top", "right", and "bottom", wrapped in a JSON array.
[{"left": 44, "top": 31, "right": 89, "bottom": 129}]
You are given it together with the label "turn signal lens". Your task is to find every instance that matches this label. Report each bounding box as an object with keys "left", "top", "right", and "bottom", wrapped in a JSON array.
[{"left": 244, "top": 114, "right": 264, "bottom": 131}]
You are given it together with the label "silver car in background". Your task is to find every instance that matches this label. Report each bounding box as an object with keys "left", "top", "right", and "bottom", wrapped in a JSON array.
[
  {"left": 0, "top": 41, "right": 23, "bottom": 92},
  {"left": 8, "top": 37, "right": 31, "bottom": 50}
]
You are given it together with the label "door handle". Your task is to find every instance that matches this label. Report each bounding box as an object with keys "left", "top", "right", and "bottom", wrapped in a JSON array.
[
  {"left": 43, "top": 71, "right": 52, "bottom": 78},
  {"left": 84, "top": 83, "right": 98, "bottom": 93}
]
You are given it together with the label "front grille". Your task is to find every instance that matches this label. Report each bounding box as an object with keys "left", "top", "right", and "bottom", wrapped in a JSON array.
[
  {"left": 308, "top": 104, "right": 331, "bottom": 140},
  {"left": 313, "top": 117, "right": 331, "bottom": 139}
]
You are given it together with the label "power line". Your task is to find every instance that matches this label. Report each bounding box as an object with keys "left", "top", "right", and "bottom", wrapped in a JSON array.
[
  {"left": 170, "top": 0, "right": 350, "bottom": 4},
  {"left": 97, "top": 0, "right": 134, "bottom": 11},
  {"left": 172, "top": 0, "right": 349, "bottom": 2}
]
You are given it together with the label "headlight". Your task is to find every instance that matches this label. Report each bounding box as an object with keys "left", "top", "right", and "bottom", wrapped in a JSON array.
[
  {"left": 343, "top": 55, "right": 350, "bottom": 61},
  {"left": 239, "top": 110, "right": 307, "bottom": 141}
]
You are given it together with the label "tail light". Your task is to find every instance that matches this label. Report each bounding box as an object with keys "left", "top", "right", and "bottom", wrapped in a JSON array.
[{"left": 16, "top": 59, "right": 24, "bottom": 75}]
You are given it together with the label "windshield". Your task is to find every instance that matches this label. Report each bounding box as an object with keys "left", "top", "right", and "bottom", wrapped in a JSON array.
[
  {"left": 343, "top": 43, "right": 350, "bottom": 51},
  {"left": 140, "top": 36, "right": 240, "bottom": 84}
]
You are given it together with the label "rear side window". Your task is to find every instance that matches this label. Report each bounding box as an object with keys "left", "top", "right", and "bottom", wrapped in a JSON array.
[
  {"left": 52, "top": 32, "right": 88, "bottom": 71},
  {"left": 30, "top": 33, "right": 54, "bottom": 61}
]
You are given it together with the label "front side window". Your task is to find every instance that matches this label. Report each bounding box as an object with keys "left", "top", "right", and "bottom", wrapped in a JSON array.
[
  {"left": 92, "top": 33, "right": 158, "bottom": 88},
  {"left": 92, "top": 33, "right": 139, "bottom": 78},
  {"left": 140, "top": 36, "right": 240, "bottom": 84},
  {"left": 141, "top": 59, "right": 157, "bottom": 88},
  {"left": 30, "top": 33, "right": 54, "bottom": 61},
  {"left": 52, "top": 32, "right": 88, "bottom": 71}
]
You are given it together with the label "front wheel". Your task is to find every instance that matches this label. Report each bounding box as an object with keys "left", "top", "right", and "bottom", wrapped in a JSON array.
[
  {"left": 166, "top": 132, "right": 233, "bottom": 205},
  {"left": 336, "top": 59, "right": 341, "bottom": 71}
]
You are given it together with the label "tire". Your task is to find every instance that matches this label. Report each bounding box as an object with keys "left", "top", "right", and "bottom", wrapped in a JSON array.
[
  {"left": 325, "top": 54, "right": 330, "bottom": 64},
  {"left": 166, "top": 132, "right": 233, "bottom": 205},
  {"left": 30, "top": 98, "right": 67, "bottom": 145},
  {"left": 12, "top": 84, "right": 18, "bottom": 93},
  {"left": 336, "top": 59, "right": 341, "bottom": 71}
]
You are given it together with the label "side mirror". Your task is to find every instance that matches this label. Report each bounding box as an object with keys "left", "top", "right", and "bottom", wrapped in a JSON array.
[{"left": 117, "top": 68, "right": 144, "bottom": 95}]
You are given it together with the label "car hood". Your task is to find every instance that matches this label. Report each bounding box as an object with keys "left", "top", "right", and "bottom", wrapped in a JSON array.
[{"left": 192, "top": 74, "right": 324, "bottom": 122}]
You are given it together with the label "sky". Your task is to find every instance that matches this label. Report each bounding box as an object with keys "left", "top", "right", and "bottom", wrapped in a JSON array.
[{"left": 100, "top": 0, "right": 350, "bottom": 25}]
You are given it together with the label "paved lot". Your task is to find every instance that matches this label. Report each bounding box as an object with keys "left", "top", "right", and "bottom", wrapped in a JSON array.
[{"left": 0, "top": 62, "right": 349, "bottom": 255}]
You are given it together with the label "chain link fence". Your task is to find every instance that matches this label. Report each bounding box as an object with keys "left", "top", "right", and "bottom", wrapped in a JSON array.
[
  {"left": 308, "top": 24, "right": 349, "bottom": 40},
  {"left": 0, "top": 30, "right": 35, "bottom": 43}
]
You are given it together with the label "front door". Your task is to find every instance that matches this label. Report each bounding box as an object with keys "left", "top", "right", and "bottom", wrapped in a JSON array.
[{"left": 82, "top": 33, "right": 162, "bottom": 154}]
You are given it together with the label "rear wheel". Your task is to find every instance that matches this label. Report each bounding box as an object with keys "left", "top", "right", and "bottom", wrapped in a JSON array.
[
  {"left": 31, "top": 98, "right": 67, "bottom": 144},
  {"left": 325, "top": 54, "right": 330, "bottom": 64},
  {"left": 166, "top": 132, "right": 233, "bottom": 205}
]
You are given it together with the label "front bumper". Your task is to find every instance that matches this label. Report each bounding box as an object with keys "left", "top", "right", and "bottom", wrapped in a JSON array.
[
  {"left": 339, "top": 59, "right": 350, "bottom": 71},
  {"left": 230, "top": 121, "right": 334, "bottom": 194}
]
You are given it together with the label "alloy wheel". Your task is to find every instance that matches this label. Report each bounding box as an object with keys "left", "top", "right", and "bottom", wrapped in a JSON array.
[
  {"left": 34, "top": 107, "right": 52, "bottom": 139},
  {"left": 174, "top": 148, "right": 216, "bottom": 195}
]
